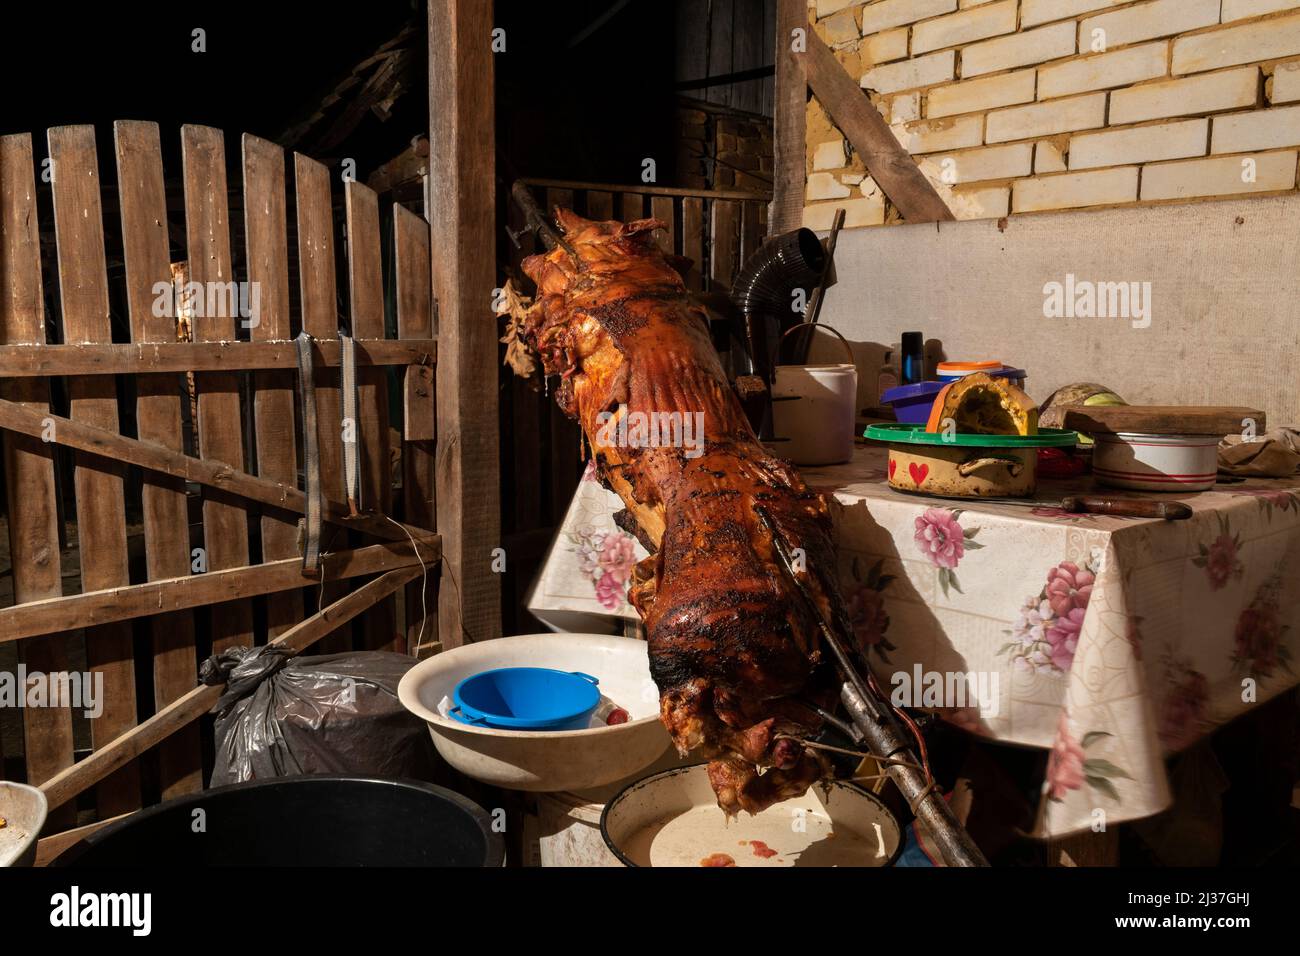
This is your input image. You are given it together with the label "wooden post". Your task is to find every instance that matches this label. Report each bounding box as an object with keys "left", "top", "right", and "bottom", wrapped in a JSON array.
[
  {"left": 428, "top": 0, "right": 501, "bottom": 646},
  {"left": 770, "top": 0, "right": 807, "bottom": 236}
]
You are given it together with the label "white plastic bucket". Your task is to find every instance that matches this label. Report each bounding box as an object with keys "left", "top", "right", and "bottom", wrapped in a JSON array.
[{"left": 771, "top": 325, "right": 858, "bottom": 466}]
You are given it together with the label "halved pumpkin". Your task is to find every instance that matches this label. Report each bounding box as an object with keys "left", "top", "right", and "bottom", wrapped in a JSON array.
[{"left": 925, "top": 371, "right": 1039, "bottom": 435}]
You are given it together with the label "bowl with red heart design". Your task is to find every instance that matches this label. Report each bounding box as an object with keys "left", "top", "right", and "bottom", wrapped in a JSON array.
[{"left": 865, "top": 424, "right": 1078, "bottom": 499}]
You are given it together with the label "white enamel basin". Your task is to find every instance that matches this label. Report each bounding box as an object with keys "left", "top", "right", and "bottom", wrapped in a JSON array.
[{"left": 398, "top": 633, "right": 671, "bottom": 793}]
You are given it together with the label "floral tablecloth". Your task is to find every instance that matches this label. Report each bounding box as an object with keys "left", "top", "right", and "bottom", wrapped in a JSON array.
[{"left": 802, "top": 446, "right": 1300, "bottom": 838}]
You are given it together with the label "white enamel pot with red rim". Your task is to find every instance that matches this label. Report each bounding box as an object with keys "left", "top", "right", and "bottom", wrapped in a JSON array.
[
  {"left": 770, "top": 324, "right": 857, "bottom": 466},
  {"left": 1092, "top": 432, "right": 1219, "bottom": 492}
]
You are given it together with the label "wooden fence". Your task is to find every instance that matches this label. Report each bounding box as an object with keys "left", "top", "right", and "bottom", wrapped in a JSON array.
[{"left": 0, "top": 122, "right": 440, "bottom": 842}]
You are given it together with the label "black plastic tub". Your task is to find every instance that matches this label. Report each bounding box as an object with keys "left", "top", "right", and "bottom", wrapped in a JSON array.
[{"left": 55, "top": 776, "right": 504, "bottom": 867}]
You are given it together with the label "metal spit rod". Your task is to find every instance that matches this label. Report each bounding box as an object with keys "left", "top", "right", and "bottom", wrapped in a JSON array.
[{"left": 755, "top": 506, "right": 989, "bottom": 868}]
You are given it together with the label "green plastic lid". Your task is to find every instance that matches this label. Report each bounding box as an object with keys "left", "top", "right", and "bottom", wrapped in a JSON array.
[{"left": 863, "top": 423, "right": 1079, "bottom": 448}]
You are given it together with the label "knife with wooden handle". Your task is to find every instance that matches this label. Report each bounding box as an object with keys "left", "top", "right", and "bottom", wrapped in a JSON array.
[{"left": 888, "top": 487, "right": 1193, "bottom": 519}]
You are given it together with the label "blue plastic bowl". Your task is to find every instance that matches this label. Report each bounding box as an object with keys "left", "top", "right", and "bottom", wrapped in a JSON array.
[
  {"left": 451, "top": 667, "right": 601, "bottom": 731},
  {"left": 882, "top": 381, "right": 945, "bottom": 424}
]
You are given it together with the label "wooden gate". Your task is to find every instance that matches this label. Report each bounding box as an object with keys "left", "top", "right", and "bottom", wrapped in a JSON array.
[{"left": 0, "top": 122, "right": 440, "bottom": 848}]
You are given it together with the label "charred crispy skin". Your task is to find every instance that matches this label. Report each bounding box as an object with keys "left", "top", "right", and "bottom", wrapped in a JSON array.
[{"left": 517, "top": 211, "right": 849, "bottom": 815}]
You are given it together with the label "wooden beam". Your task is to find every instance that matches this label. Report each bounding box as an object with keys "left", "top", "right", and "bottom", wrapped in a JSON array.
[
  {"left": 521, "top": 177, "right": 769, "bottom": 202},
  {"left": 0, "top": 338, "right": 436, "bottom": 378},
  {"left": 0, "top": 397, "right": 428, "bottom": 545},
  {"left": 429, "top": 0, "right": 501, "bottom": 646},
  {"left": 38, "top": 567, "right": 420, "bottom": 813},
  {"left": 0, "top": 537, "right": 438, "bottom": 644},
  {"left": 771, "top": 0, "right": 808, "bottom": 235},
  {"left": 801, "top": 24, "right": 954, "bottom": 223}
]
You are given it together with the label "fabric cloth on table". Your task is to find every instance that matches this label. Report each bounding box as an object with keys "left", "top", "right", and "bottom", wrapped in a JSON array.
[
  {"left": 802, "top": 446, "right": 1300, "bottom": 838},
  {"left": 526, "top": 460, "right": 648, "bottom": 634},
  {"left": 1218, "top": 426, "right": 1300, "bottom": 477}
]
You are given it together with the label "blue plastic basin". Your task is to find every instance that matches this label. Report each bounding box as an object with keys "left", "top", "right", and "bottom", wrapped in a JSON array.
[{"left": 451, "top": 667, "right": 601, "bottom": 731}]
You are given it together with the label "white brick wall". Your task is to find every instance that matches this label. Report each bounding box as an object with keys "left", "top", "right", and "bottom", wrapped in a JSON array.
[
  {"left": 912, "top": 0, "right": 1018, "bottom": 54},
  {"left": 1069, "top": 119, "right": 1209, "bottom": 169},
  {"left": 1109, "top": 67, "right": 1260, "bottom": 126},
  {"left": 962, "top": 22, "right": 1077, "bottom": 77},
  {"left": 986, "top": 93, "right": 1107, "bottom": 142},
  {"left": 861, "top": 0, "right": 958, "bottom": 35},
  {"left": 1140, "top": 151, "right": 1299, "bottom": 199},
  {"left": 1012, "top": 166, "right": 1139, "bottom": 210},
  {"left": 1037, "top": 42, "right": 1167, "bottom": 100},
  {"left": 1172, "top": 13, "right": 1300, "bottom": 75},
  {"left": 927, "top": 69, "right": 1038, "bottom": 118},
  {"left": 862, "top": 50, "right": 956, "bottom": 94},
  {"left": 1078, "top": 0, "right": 1219, "bottom": 52},
  {"left": 1211, "top": 106, "right": 1300, "bottom": 153},
  {"left": 803, "top": 0, "right": 1300, "bottom": 228}
]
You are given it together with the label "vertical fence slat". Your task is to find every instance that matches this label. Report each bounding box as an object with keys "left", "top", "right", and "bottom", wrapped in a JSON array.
[
  {"left": 0, "top": 133, "right": 75, "bottom": 823},
  {"left": 344, "top": 181, "right": 398, "bottom": 651},
  {"left": 394, "top": 204, "right": 436, "bottom": 655},
  {"left": 115, "top": 120, "right": 203, "bottom": 798},
  {"left": 293, "top": 154, "right": 349, "bottom": 651},
  {"left": 242, "top": 135, "right": 302, "bottom": 638},
  {"left": 620, "top": 191, "right": 644, "bottom": 221},
  {"left": 47, "top": 125, "right": 140, "bottom": 817},
  {"left": 651, "top": 195, "right": 675, "bottom": 256},
  {"left": 740, "top": 200, "right": 764, "bottom": 272},
  {"left": 711, "top": 199, "right": 741, "bottom": 290},
  {"left": 586, "top": 190, "right": 613, "bottom": 221},
  {"left": 545, "top": 187, "right": 574, "bottom": 225},
  {"left": 180, "top": 124, "right": 253, "bottom": 653},
  {"left": 681, "top": 196, "right": 704, "bottom": 291}
]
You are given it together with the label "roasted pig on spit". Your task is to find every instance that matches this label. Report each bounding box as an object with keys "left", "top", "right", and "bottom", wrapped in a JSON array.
[{"left": 506, "top": 209, "right": 859, "bottom": 816}]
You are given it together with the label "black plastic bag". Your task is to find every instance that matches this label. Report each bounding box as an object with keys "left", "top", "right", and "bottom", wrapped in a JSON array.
[{"left": 201, "top": 646, "right": 436, "bottom": 786}]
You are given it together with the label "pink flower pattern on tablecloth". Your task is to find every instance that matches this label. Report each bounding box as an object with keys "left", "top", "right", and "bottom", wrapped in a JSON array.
[
  {"left": 1047, "top": 716, "right": 1132, "bottom": 803},
  {"left": 1231, "top": 573, "right": 1292, "bottom": 679},
  {"left": 567, "top": 526, "right": 639, "bottom": 610},
  {"left": 844, "top": 556, "right": 897, "bottom": 663},
  {"left": 1194, "top": 513, "right": 1243, "bottom": 590},
  {"left": 1002, "top": 558, "right": 1096, "bottom": 674},
  {"left": 913, "top": 508, "right": 983, "bottom": 597}
]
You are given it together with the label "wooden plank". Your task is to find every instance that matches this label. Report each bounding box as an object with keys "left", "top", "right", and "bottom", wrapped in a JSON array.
[
  {"left": 294, "top": 153, "right": 349, "bottom": 652},
  {"left": 1, "top": 538, "right": 438, "bottom": 644},
  {"left": 0, "top": 398, "right": 425, "bottom": 544},
  {"left": 681, "top": 196, "right": 705, "bottom": 291},
  {"left": 243, "top": 134, "right": 302, "bottom": 639},
  {"left": 0, "top": 133, "right": 75, "bottom": 826},
  {"left": 522, "top": 177, "right": 768, "bottom": 201},
  {"left": 545, "top": 187, "right": 574, "bottom": 226},
  {"left": 47, "top": 124, "right": 140, "bottom": 818},
  {"left": 803, "top": 27, "right": 954, "bottom": 223},
  {"left": 1060, "top": 405, "right": 1266, "bottom": 436},
  {"left": 620, "top": 191, "right": 644, "bottom": 222},
  {"left": 711, "top": 199, "right": 742, "bottom": 289},
  {"left": 429, "top": 0, "right": 502, "bottom": 647},
  {"left": 345, "top": 181, "right": 398, "bottom": 651},
  {"left": 740, "top": 199, "right": 764, "bottom": 268},
  {"left": 35, "top": 813, "right": 131, "bottom": 867},
  {"left": 771, "top": 0, "right": 807, "bottom": 235},
  {"left": 181, "top": 125, "right": 254, "bottom": 653},
  {"left": 39, "top": 567, "right": 420, "bottom": 813},
  {"left": 651, "top": 195, "right": 676, "bottom": 254},
  {"left": 115, "top": 119, "right": 202, "bottom": 799},
  {"left": 586, "top": 190, "right": 614, "bottom": 221},
  {"left": 0, "top": 339, "right": 436, "bottom": 376},
  {"left": 394, "top": 204, "right": 438, "bottom": 655}
]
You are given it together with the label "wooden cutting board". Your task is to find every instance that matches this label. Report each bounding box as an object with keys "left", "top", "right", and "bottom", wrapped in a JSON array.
[{"left": 1061, "top": 405, "right": 1266, "bottom": 436}]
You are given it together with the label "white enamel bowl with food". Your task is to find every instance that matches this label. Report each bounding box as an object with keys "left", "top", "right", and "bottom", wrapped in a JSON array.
[
  {"left": 398, "top": 633, "right": 671, "bottom": 792},
  {"left": 600, "top": 764, "right": 903, "bottom": 867}
]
